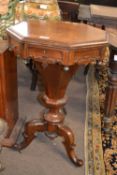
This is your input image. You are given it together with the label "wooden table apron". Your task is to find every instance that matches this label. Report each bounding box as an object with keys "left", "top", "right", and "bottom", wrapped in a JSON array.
[{"left": 6, "top": 20, "right": 107, "bottom": 166}]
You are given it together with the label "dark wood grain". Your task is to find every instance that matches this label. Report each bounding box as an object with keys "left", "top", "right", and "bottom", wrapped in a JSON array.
[
  {"left": 0, "top": 41, "right": 18, "bottom": 136},
  {"left": 103, "top": 45, "right": 117, "bottom": 134},
  {"left": 7, "top": 20, "right": 107, "bottom": 166},
  {"left": 58, "top": 1, "right": 79, "bottom": 22}
]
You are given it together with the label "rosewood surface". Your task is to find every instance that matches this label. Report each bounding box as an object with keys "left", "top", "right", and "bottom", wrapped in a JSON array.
[
  {"left": 7, "top": 20, "right": 107, "bottom": 166},
  {"left": 0, "top": 40, "right": 19, "bottom": 146}
]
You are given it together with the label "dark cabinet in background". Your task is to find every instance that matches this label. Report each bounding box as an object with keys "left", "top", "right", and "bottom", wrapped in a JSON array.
[{"left": 84, "top": 0, "right": 117, "bottom": 6}]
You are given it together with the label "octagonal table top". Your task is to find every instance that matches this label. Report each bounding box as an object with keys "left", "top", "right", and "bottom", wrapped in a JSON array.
[{"left": 7, "top": 20, "right": 107, "bottom": 49}]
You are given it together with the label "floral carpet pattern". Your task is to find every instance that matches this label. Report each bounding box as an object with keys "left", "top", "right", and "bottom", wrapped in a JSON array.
[
  {"left": 85, "top": 65, "right": 105, "bottom": 175},
  {"left": 86, "top": 63, "right": 117, "bottom": 175},
  {"left": 98, "top": 64, "right": 117, "bottom": 175}
]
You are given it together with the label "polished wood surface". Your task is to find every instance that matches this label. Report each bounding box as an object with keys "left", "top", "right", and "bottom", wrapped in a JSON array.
[
  {"left": 106, "top": 27, "right": 117, "bottom": 47},
  {"left": 7, "top": 20, "right": 107, "bottom": 166},
  {"left": 7, "top": 20, "right": 107, "bottom": 48},
  {"left": 0, "top": 41, "right": 18, "bottom": 136},
  {"left": 7, "top": 20, "right": 107, "bottom": 66},
  {"left": 103, "top": 29, "right": 117, "bottom": 134},
  {"left": 104, "top": 47, "right": 117, "bottom": 133}
]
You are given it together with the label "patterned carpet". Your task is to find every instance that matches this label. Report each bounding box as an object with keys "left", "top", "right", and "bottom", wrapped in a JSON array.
[
  {"left": 85, "top": 65, "right": 105, "bottom": 175},
  {"left": 86, "top": 64, "right": 117, "bottom": 175},
  {"left": 98, "top": 64, "right": 117, "bottom": 175}
]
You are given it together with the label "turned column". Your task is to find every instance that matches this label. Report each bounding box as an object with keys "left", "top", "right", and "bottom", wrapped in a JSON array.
[
  {"left": 103, "top": 45, "right": 117, "bottom": 134},
  {"left": 13, "top": 61, "right": 84, "bottom": 166}
]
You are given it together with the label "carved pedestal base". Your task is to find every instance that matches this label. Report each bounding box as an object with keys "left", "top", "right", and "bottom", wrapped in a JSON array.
[
  {"left": 13, "top": 62, "right": 83, "bottom": 166},
  {"left": 14, "top": 117, "right": 83, "bottom": 166}
]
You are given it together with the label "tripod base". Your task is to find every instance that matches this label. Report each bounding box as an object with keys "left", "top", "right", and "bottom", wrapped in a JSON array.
[{"left": 14, "top": 118, "right": 83, "bottom": 167}]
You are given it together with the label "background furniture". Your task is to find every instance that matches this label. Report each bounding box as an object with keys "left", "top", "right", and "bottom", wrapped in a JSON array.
[
  {"left": 84, "top": 0, "right": 117, "bottom": 6},
  {"left": 0, "top": 0, "right": 18, "bottom": 39},
  {"left": 0, "top": 41, "right": 18, "bottom": 144},
  {"left": 103, "top": 28, "right": 117, "bottom": 134},
  {"left": 7, "top": 20, "right": 107, "bottom": 166},
  {"left": 0, "top": 0, "right": 34, "bottom": 147},
  {"left": 16, "top": 0, "right": 61, "bottom": 21},
  {"left": 58, "top": 1, "right": 79, "bottom": 22},
  {"left": 0, "top": 0, "right": 21, "bottom": 146},
  {"left": 78, "top": 4, "right": 117, "bottom": 28},
  {"left": 78, "top": 4, "right": 117, "bottom": 135}
]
